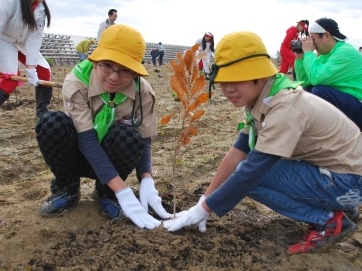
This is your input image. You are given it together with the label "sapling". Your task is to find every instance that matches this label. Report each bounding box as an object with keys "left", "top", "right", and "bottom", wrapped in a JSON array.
[{"left": 160, "top": 44, "right": 209, "bottom": 215}]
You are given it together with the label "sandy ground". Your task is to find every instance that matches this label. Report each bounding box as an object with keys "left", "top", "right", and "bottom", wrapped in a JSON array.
[{"left": 0, "top": 63, "right": 361, "bottom": 271}]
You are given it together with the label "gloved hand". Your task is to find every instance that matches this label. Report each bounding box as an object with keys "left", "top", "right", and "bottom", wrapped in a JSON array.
[
  {"left": 26, "top": 68, "right": 39, "bottom": 86},
  {"left": 116, "top": 187, "right": 161, "bottom": 229},
  {"left": 168, "top": 195, "right": 209, "bottom": 232},
  {"left": 139, "top": 177, "right": 171, "bottom": 219},
  {"left": 196, "top": 195, "right": 209, "bottom": 232},
  {"left": 163, "top": 200, "right": 210, "bottom": 232}
]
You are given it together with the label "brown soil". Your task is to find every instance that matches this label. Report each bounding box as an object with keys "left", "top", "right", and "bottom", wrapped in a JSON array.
[{"left": 0, "top": 64, "right": 361, "bottom": 271}]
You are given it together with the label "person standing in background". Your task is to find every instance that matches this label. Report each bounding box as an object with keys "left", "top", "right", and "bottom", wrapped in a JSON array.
[
  {"left": 75, "top": 39, "right": 95, "bottom": 62},
  {"left": 279, "top": 20, "right": 309, "bottom": 80},
  {"left": 195, "top": 32, "right": 215, "bottom": 80},
  {"left": 0, "top": 0, "right": 53, "bottom": 119},
  {"left": 97, "top": 9, "right": 117, "bottom": 41},
  {"left": 151, "top": 42, "right": 165, "bottom": 73}
]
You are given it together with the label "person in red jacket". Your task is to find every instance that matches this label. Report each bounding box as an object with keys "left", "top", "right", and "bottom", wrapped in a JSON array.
[{"left": 279, "top": 20, "right": 309, "bottom": 80}]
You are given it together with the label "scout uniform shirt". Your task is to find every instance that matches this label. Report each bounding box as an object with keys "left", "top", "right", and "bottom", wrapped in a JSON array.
[
  {"left": 62, "top": 70, "right": 156, "bottom": 138},
  {"left": 206, "top": 75, "right": 362, "bottom": 217},
  {"left": 244, "top": 76, "right": 362, "bottom": 175}
]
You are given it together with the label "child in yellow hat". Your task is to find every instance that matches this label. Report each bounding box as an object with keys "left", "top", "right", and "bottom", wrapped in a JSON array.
[
  {"left": 36, "top": 24, "right": 171, "bottom": 228},
  {"left": 164, "top": 31, "right": 362, "bottom": 254}
]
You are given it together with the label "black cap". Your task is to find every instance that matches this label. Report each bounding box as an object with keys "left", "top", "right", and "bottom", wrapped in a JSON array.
[{"left": 315, "top": 18, "right": 347, "bottom": 41}]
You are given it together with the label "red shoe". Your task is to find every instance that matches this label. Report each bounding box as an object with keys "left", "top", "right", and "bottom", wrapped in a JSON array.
[{"left": 288, "top": 211, "right": 358, "bottom": 254}]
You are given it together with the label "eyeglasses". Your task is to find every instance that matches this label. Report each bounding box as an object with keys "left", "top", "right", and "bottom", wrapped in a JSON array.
[{"left": 98, "top": 63, "right": 134, "bottom": 78}]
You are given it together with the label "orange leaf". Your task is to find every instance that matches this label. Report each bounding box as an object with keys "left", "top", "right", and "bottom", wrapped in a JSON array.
[
  {"left": 186, "top": 101, "right": 197, "bottom": 114},
  {"left": 179, "top": 136, "right": 191, "bottom": 146},
  {"left": 190, "top": 76, "right": 206, "bottom": 99},
  {"left": 176, "top": 52, "right": 184, "bottom": 64},
  {"left": 170, "top": 75, "right": 187, "bottom": 107},
  {"left": 184, "top": 50, "right": 194, "bottom": 72},
  {"left": 191, "top": 44, "right": 199, "bottom": 53},
  {"left": 191, "top": 64, "right": 199, "bottom": 83},
  {"left": 181, "top": 126, "right": 198, "bottom": 138},
  {"left": 195, "top": 92, "right": 209, "bottom": 106},
  {"left": 191, "top": 109, "right": 205, "bottom": 122},
  {"left": 160, "top": 112, "right": 176, "bottom": 125}
]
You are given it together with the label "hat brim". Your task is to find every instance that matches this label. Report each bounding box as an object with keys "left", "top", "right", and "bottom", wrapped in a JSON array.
[
  {"left": 214, "top": 56, "right": 278, "bottom": 82},
  {"left": 332, "top": 33, "right": 347, "bottom": 41},
  {"left": 89, "top": 47, "right": 148, "bottom": 76}
]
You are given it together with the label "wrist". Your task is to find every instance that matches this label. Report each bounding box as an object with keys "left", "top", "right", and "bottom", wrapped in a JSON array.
[
  {"left": 201, "top": 201, "right": 211, "bottom": 213},
  {"left": 115, "top": 186, "right": 130, "bottom": 196}
]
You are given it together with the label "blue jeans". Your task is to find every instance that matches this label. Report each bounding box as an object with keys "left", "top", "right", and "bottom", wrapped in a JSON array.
[
  {"left": 77, "top": 52, "right": 86, "bottom": 62},
  {"left": 305, "top": 85, "right": 362, "bottom": 130},
  {"left": 248, "top": 160, "right": 362, "bottom": 225},
  {"left": 152, "top": 50, "right": 164, "bottom": 66}
]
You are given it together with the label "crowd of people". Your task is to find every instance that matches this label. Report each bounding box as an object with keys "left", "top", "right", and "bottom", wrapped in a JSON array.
[{"left": 1, "top": 1, "right": 362, "bottom": 255}]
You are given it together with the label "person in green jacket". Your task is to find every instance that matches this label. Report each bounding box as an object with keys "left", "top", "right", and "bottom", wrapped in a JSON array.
[
  {"left": 294, "top": 17, "right": 362, "bottom": 130},
  {"left": 75, "top": 39, "right": 95, "bottom": 62}
]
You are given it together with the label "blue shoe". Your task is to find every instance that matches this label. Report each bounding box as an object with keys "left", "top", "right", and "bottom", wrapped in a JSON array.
[
  {"left": 92, "top": 190, "right": 123, "bottom": 220},
  {"left": 40, "top": 190, "right": 80, "bottom": 216}
]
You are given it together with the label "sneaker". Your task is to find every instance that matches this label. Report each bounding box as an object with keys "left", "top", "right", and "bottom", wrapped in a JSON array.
[
  {"left": 154, "top": 69, "right": 160, "bottom": 73},
  {"left": 92, "top": 190, "right": 124, "bottom": 220},
  {"left": 343, "top": 207, "right": 359, "bottom": 223},
  {"left": 40, "top": 190, "right": 80, "bottom": 216},
  {"left": 288, "top": 211, "right": 358, "bottom": 254}
]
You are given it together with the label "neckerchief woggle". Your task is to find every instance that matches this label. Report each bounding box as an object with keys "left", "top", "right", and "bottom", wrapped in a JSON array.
[
  {"left": 237, "top": 73, "right": 302, "bottom": 150},
  {"left": 72, "top": 60, "right": 130, "bottom": 142}
]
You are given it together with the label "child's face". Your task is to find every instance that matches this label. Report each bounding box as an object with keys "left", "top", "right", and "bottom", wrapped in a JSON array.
[
  {"left": 94, "top": 60, "right": 135, "bottom": 93},
  {"left": 220, "top": 79, "right": 265, "bottom": 107}
]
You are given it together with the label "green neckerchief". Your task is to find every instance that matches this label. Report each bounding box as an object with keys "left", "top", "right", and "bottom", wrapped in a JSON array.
[
  {"left": 72, "top": 59, "right": 93, "bottom": 86},
  {"left": 94, "top": 92, "right": 127, "bottom": 142},
  {"left": 237, "top": 73, "right": 302, "bottom": 150},
  {"left": 72, "top": 59, "right": 132, "bottom": 142}
]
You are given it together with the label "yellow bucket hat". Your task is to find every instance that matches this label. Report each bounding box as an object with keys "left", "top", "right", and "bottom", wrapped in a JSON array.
[
  {"left": 89, "top": 24, "right": 148, "bottom": 76},
  {"left": 212, "top": 31, "right": 277, "bottom": 83}
]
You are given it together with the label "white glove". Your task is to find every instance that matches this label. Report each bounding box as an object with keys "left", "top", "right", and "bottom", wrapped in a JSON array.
[
  {"left": 168, "top": 195, "right": 209, "bottom": 232},
  {"left": 116, "top": 187, "right": 161, "bottom": 229},
  {"left": 163, "top": 200, "right": 209, "bottom": 232},
  {"left": 139, "top": 177, "right": 171, "bottom": 219},
  {"left": 196, "top": 195, "right": 209, "bottom": 232},
  {"left": 26, "top": 68, "right": 39, "bottom": 86}
]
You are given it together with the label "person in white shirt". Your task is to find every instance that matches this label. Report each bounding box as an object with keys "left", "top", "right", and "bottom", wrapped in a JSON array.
[
  {"left": 97, "top": 9, "right": 117, "bottom": 41},
  {"left": 195, "top": 32, "right": 215, "bottom": 80},
  {"left": 0, "top": 0, "right": 52, "bottom": 118}
]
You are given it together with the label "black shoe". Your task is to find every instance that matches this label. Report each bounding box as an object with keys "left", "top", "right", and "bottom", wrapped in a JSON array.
[
  {"left": 40, "top": 190, "right": 80, "bottom": 216},
  {"left": 154, "top": 69, "right": 160, "bottom": 73},
  {"left": 92, "top": 190, "right": 123, "bottom": 220}
]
